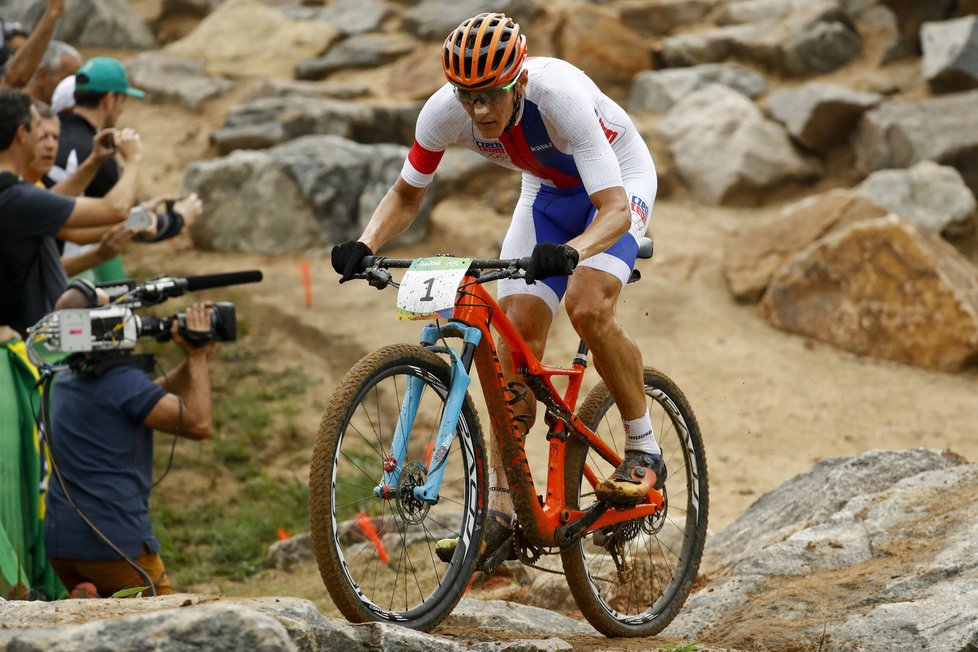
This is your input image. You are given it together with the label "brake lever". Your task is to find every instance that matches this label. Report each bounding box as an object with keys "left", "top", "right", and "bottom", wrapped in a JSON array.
[{"left": 364, "top": 267, "right": 393, "bottom": 290}]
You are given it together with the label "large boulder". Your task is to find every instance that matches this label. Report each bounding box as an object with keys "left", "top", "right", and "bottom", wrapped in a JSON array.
[
  {"left": 760, "top": 214, "right": 978, "bottom": 371},
  {"left": 616, "top": 0, "right": 716, "bottom": 36},
  {"left": 164, "top": 0, "right": 339, "bottom": 79},
  {"left": 724, "top": 190, "right": 889, "bottom": 302},
  {"left": 765, "top": 83, "right": 882, "bottom": 154},
  {"left": 657, "top": 0, "right": 862, "bottom": 75},
  {"left": 551, "top": 3, "right": 652, "bottom": 86},
  {"left": 854, "top": 91, "right": 978, "bottom": 197},
  {"left": 10, "top": 0, "right": 155, "bottom": 48},
  {"left": 294, "top": 33, "right": 415, "bottom": 81},
  {"left": 184, "top": 135, "right": 428, "bottom": 254},
  {"left": 666, "top": 448, "right": 978, "bottom": 650},
  {"left": 629, "top": 63, "right": 766, "bottom": 113},
  {"left": 125, "top": 52, "right": 233, "bottom": 109},
  {"left": 210, "top": 96, "right": 422, "bottom": 154},
  {"left": 921, "top": 16, "right": 978, "bottom": 93},
  {"left": 658, "top": 84, "right": 821, "bottom": 205},
  {"left": 304, "top": 0, "right": 391, "bottom": 36},
  {"left": 853, "top": 161, "right": 978, "bottom": 237},
  {"left": 402, "top": 0, "right": 537, "bottom": 40}
]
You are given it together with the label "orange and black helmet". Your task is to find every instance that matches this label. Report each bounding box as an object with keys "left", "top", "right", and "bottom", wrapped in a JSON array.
[{"left": 442, "top": 13, "right": 527, "bottom": 91}]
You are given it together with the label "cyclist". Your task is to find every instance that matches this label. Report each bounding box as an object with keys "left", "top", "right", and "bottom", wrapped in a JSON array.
[{"left": 331, "top": 12, "right": 665, "bottom": 566}]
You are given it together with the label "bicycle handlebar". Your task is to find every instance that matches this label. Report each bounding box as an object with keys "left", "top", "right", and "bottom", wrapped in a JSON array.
[{"left": 361, "top": 256, "right": 531, "bottom": 271}]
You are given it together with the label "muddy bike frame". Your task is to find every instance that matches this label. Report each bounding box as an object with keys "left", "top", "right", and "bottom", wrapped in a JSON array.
[{"left": 370, "top": 260, "right": 664, "bottom": 549}]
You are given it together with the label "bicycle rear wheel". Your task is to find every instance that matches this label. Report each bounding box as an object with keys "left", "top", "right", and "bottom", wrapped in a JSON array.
[
  {"left": 309, "top": 344, "right": 487, "bottom": 631},
  {"left": 561, "top": 367, "right": 708, "bottom": 637}
]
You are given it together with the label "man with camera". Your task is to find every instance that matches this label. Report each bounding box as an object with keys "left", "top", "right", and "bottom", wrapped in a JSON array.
[
  {"left": 43, "top": 282, "right": 217, "bottom": 598},
  {"left": 0, "top": 89, "right": 143, "bottom": 338}
]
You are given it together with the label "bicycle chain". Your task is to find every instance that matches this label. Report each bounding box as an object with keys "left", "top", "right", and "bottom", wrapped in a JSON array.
[{"left": 511, "top": 521, "right": 624, "bottom": 585}]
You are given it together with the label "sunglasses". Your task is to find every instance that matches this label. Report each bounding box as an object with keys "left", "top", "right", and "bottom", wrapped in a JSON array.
[{"left": 453, "top": 78, "right": 519, "bottom": 106}]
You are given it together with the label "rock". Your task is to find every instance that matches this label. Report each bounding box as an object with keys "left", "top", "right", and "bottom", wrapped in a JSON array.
[
  {"left": 666, "top": 449, "right": 978, "bottom": 651},
  {"left": 428, "top": 148, "right": 511, "bottom": 205},
  {"left": 853, "top": 161, "right": 978, "bottom": 237},
  {"left": 716, "top": 0, "right": 803, "bottom": 25},
  {"left": 551, "top": 4, "right": 652, "bottom": 86},
  {"left": 210, "top": 96, "right": 422, "bottom": 154},
  {"left": 854, "top": 91, "right": 978, "bottom": 197},
  {"left": 724, "top": 190, "right": 889, "bottom": 302},
  {"left": 315, "top": 0, "right": 391, "bottom": 35},
  {"left": 657, "top": 1, "right": 862, "bottom": 75},
  {"left": 765, "top": 83, "right": 882, "bottom": 153},
  {"left": 879, "top": 0, "right": 957, "bottom": 61},
  {"left": 616, "top": 0, "right": 716, "bottom": 36},
  {"left": 402, "top": 0, "right": 537, "bottom": 40},
  {"left": 657, "top": 24, "right": 759, "bottom": 68},
  {"left": 760, "top": 215, "right": 978, "bottom": 371},
  {"left": 164, "top": 0, "right": 340, "bottom": 79},
  {"left": 446, "top": 599, "right": 597, "bottom": 635},
  {"left": 629, "top": 63, "right": 767, "bottom": 113},
  {"left": 295, "top": 33, "right": 415, "bottom": 81},
  {"left": 354, "top": 622, "right": 465, "bottom": 651},
  {"left": 266, "top": 533, "right": 314, "bottom": 571},
  {"left": 659, "top": 85, "right": 821, "bottom": 205},
  {"left": 387, "top": 48, "right": 449, "bottom": 101},
  {"left": 0, "top": 602, "right": 297, "bottom": 651},
  {"left": 185, "top": 135, "right": 428, "bottom": 254},
  {"left": 161, "top": 0, "right": 223, "bottom": 19},
  {"left": 125, "top": 52, "right": 233, "bottom": 109},
  {"left": 245, "top": 79, "right": 372, "bottom": 101},
  {"left": 921, "top": 16, "right": 978, "bottom": 93},
  {"left": 12, "top": 0, "right": 156, "bottom": 49}
]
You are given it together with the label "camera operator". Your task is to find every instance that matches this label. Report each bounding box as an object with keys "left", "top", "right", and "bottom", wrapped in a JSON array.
[{"left": 43, "top": 283, "right": 217, "bottom": 598}]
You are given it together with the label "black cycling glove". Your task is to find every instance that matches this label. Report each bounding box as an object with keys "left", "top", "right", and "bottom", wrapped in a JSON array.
[
  {"left": 524, "top": 242, "right": 579, "bottom": 285},
  {"left": 331, "top": 241, "right": 373, "bottom": 283}
]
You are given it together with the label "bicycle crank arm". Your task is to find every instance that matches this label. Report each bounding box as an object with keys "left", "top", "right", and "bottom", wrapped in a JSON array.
[{"left": 554, "top": 502, "right": 609, "bottom": 546}]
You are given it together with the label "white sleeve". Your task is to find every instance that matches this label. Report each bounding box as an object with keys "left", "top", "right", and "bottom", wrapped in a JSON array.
[
  {"left": 400, "top": 85, "right": 469, "bottom": 188},
  {"left": 536, "top": 78, "right": 624, "bottom": 195}
]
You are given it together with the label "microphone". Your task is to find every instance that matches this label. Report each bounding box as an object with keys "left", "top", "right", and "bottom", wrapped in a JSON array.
[
  {"left": 184, "top": 270, "right": 263, "bottom": 292},
  {"left": 134, "top": 270, "right": 263, "bottom": 303}
]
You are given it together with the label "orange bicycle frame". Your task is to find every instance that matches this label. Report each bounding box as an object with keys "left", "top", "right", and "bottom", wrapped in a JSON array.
[{"left": 435, "top": 274, "right": 663, "bottom": 548}]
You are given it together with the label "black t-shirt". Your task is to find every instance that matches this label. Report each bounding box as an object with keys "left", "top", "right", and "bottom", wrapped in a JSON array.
[
  {"left": 0, "top": 174, "right": 76, "bottom": 336},
  {"left": 54, "top": 112, "right": 119, "bottom": 198}
]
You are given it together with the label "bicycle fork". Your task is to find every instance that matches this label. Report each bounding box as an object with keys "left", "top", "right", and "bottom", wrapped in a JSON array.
[{"left": 373, "top": 323, "right": 482, "bottom": 503}]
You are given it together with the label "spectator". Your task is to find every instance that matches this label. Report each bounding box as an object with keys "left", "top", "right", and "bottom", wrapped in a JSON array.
[
  {"left": 50, "top": 72, "right": 72, "bottom": 114},
  {"left": 26, "top": 103, "right": 144, "bottom": 277},
  {"left": 1, "top": 0, "right": 66, "bottom": 89},
  {"left": 51, "top": 58, "right": 203, "bottom": 282},
  {"left": 44, "top": 289, "right": 217, "bottom": 598},
  {"left": 25, "top": 41, "right": 81, "bottom": 105},
  {"left": 0, "top": 88, "right": 143, "bottom": 337}
]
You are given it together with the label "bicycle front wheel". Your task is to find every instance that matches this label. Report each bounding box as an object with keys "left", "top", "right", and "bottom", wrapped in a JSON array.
[
  {"left": 561, "top": 367, "right": 709, "bottom": 637},
  {"left": 309, "top": 344, "right": 487, "bottom": 631}
]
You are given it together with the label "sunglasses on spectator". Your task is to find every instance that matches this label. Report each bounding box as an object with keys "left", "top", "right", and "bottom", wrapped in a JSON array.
[{"left": 453, "top": 78, "right": 519, "bottom": 106}]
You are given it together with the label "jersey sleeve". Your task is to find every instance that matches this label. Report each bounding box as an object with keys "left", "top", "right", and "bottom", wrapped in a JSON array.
[
  {"left": 113, "top": 366, "right": 167, "bottom": 424},
  {"left": 399, "top": 85, "right": 468, "bottom": 188},
  {"left": 535, "top": 76, "right": 625, "bottom": 196}
]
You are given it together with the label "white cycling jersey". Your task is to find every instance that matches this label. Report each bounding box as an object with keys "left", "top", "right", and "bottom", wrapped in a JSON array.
[{"left": 400, "top": 57, "right": 651, "bottom": 196}]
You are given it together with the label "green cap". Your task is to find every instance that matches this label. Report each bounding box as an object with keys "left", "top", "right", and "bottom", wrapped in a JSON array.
[{"left": 75, "top": 57, "right": 145, "bottom": 98}]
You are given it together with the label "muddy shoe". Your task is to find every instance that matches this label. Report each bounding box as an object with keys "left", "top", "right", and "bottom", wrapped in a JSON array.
[
  {"left": 435, "top": 511, "right": 515, "bottom": 573},
  {"left": 594, "top": 451, "right": 667, "bottom": 506}
]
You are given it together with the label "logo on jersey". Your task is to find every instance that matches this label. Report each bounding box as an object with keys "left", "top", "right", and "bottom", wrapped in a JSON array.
[
  {"left": 598, "top": 117, "right": 619, "bottom": 144},
  {"left": 630, "top": 195, "right": 649, "bottom": 229},
  {"left": 530, "top": 143, "right": 553, "bottom": 152},
  {"left": 475, "top": 140, "right": 508, "bottom": 160}
]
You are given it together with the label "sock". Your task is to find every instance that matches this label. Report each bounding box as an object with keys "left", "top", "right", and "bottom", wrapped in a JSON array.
[
  {"left": 623, "top": 411, "right": 661, "bottom": 458},
  {"left": 488, "top": 468, "right": 514, "bottom": 522}
]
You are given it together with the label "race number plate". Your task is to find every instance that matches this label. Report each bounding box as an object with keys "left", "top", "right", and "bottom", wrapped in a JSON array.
[{"left": 396, "top": 257, "right": 473, "bottom": 320}]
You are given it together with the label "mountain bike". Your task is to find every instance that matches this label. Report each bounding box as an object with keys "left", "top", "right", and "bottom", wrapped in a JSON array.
[{"left": 308, "top": 238, "right": 708, "bottom": 637}]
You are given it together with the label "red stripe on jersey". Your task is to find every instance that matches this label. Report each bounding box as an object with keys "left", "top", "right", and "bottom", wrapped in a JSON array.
[
  {"left": 407, "top": 142, "right": 445, "bottom": 175},
  {"left": 500, "top": 125, "right": 582, "bottom": 189}
]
